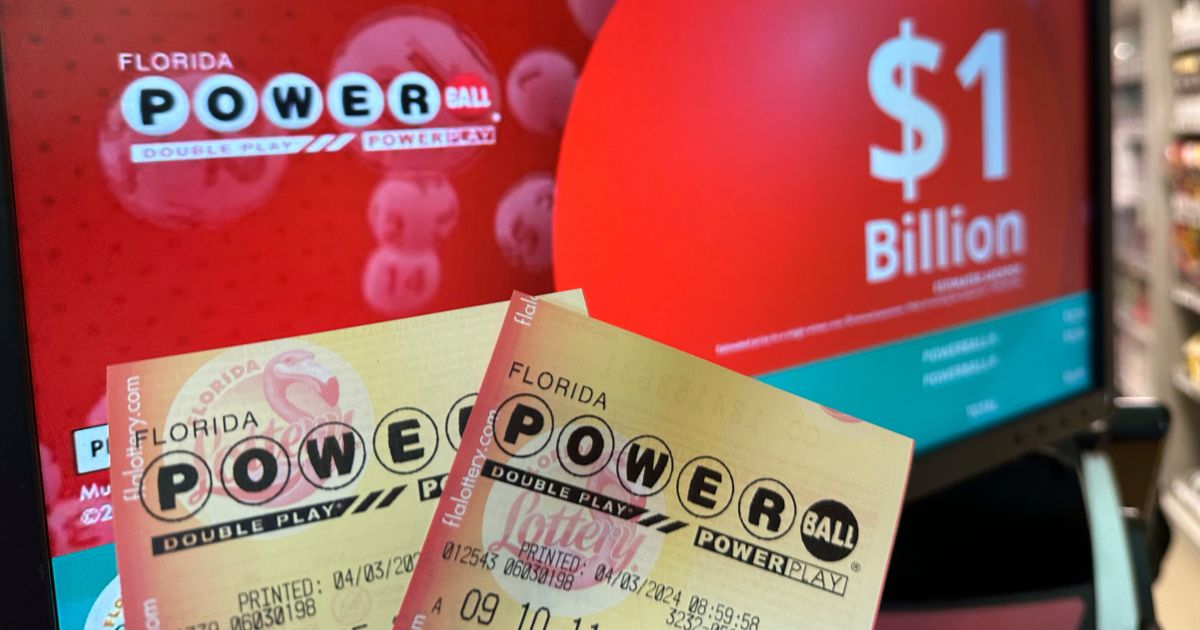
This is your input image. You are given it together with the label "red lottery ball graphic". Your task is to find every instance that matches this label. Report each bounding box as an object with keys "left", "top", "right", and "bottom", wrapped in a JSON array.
[
  {"left": 566, "top": 0, "right": 616, "bottom": 39},
  {"left": 495, "top": 173, "right": 554, "bottom": 273},
  {"left": 98, "top": 73, "right": 287, "bottom": 230},
  {"left": 506, "top": 49, "right": 577, "bottom": 135},
  {"left": 361, "top": 245, "right": 441, "bottom": 315},
  {"left": 445, "top": 73, "right": 494, "bottom": 120},
  {"left": 330, "top": 8, "right": 500, "bottom": 175},
  {"left": 368, "top": 175, "right": 459, "bottom": 251}
]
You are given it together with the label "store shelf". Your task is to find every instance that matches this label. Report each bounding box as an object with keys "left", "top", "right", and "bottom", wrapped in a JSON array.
[
  {"left": 1117, "top": 377, "right": 1141, "bottom": 397},
  {"left": 1173, "top": 284, "right": 1200, "bottom": 315},
  {"left": 1114, "top": 191, "right": 1144, "bottom": 211},
  {"left": 1116, "top": 249, "right": 1151, "bottom": 279},
  {"left": 1117, "top": 366, "right": 1151, "bottom": 398},
  {"left": 1113, "top": 117, "right": 1145, "bottom": 134},
  {"left": 1115, "top": 311, "right": 1153, "bottom": 346},
  {"left": 1172, "top": 194, "right": 1200, "bottom": 227},
  {"left": 1175, "top": 115, "right": 1200, "bottom": 136},
  {"left": 1162, "top": 486, "right": 1200, "bottom": 558},
  {"left": 1174, "top": 364, "right": 1200, "bottom": 404},
  {"left": 1175, "top": 26, "right": 1200, "bottom": 53},
  {"left": 1113, "top": 68, "right": 1144, "bottom": 88}
]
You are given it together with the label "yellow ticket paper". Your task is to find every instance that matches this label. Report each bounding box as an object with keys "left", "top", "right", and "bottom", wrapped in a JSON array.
[
  {"left": 395, "top": 294, "right": 914, "bottom": 630},
  {"left": 108, "top": 291, "right": 585, "bottom": 630}
]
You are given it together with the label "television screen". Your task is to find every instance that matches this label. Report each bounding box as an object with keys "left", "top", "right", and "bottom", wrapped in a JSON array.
[{"left": 1, "top": 1, "right": 1097, "bottom": 627}]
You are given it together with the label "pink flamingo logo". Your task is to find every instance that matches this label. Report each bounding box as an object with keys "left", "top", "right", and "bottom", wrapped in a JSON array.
[
  {"left": 201, "top": 349, "right": 355, "bottom": 508},
  {"left": 263, "top": 349, "right": 343, "bottom": 425}
]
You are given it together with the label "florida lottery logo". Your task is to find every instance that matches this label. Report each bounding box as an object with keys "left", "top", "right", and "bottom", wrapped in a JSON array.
[
  {"left": 480, "top": 424, "right": 665, "bottom": 618},
  {"left": 138, "top": 339, "right": 373, "bottom": 541}
]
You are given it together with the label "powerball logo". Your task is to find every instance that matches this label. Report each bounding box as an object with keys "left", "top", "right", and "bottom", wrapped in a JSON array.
[{"left": 119, "top": 70, "right": 498, "bottom": 163}]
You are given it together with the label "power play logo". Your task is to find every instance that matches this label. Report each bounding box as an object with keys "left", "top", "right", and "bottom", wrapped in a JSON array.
[{"left": 119, "top": 67, "right": 497, "bottom": 162}]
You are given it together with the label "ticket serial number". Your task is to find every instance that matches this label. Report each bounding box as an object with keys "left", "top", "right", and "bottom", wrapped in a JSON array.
[
  {"left": 230, "top": 598, "right": 318, "bottom": 630},
  {"left": 177, "top": 596, "right": 318, "bottom": 630},
  {"left": 442, "top": 541, "right": 499, "bottom": 571},
  {"left": 502, "top": 556, "right": 577, "bottom": 591}
]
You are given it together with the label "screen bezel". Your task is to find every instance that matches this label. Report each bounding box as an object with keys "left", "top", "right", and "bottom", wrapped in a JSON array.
[
  {"left": 0, "top": 1, "right": 1112, "bottom": 625},
  {"left": 0, "top": 30, "right": 58, "bottom": 626},
  {"left": 905, "top": 0, "right": 1113, "bottom": 499}
]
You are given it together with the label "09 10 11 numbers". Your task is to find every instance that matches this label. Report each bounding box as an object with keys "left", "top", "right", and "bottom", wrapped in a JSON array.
[
  {"left": 517, "top": 602, "right": 599, "bottom": 630},
  {"left": 456, "top": 590, "right": 599, "bottom": 629}
]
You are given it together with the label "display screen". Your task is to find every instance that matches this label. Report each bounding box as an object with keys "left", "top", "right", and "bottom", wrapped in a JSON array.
[
  {"left": 554, "top": 2, "right": 1094, "bottom": 455},
  {"left": 0, "top": 1, "right": 1093, "bottom": 628}
]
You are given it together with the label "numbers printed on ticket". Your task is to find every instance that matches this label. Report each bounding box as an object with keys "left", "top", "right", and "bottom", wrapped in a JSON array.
[
  {"left": 107, "top": 291, "right": 585, "bottom": 630},
  {"left": 395, "top": 294, "right": 914, "bottom": 629}
]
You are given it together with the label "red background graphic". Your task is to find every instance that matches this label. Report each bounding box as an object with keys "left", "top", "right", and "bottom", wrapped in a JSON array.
[
  {"left": 0, "top": 0, "right": 1089, "bottom": 560},
  {"left": 554, "top": 0, "right": 1091, "bottom": 375},
  {"left": 0, "top": 0, "right": 604, "bottom": 556}
]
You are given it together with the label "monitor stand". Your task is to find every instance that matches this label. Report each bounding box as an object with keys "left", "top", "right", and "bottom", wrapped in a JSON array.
[{"left": 877, "top": 444, "right": 1158, "bottom": 629}]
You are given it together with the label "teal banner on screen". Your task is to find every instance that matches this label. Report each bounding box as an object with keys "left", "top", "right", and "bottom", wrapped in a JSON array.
[
  {"left": 760, "top": 292, "right": 1093, "bottom": 452},
  {"left": 51, "top": 543, "right": 121, "bottom": 629}
]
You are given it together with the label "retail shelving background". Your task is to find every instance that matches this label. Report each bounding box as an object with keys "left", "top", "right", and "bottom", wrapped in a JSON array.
[
  {"left": 1113, "top": 5, "right": 1152, "bottom": 397},
  {"left": 1119, "top": 0, "right": 1200, "bottom": 575}
]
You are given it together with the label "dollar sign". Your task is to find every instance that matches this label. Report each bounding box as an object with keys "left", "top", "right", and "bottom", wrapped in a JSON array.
[{"left": 869, "top": 19, "right": 946, "bottom": 202}]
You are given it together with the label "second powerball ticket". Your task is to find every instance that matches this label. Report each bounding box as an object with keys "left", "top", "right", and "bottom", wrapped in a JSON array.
[{"left": 395, "top": 293, "right": 913, "bottom": 630}]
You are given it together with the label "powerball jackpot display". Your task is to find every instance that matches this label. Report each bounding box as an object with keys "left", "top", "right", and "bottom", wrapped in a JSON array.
[
  {"left": 554, "top": 3, "right": 1096, "bottom": 457},
  {"left": 0, "top": 2, "right": 608, "bottom": 627}
]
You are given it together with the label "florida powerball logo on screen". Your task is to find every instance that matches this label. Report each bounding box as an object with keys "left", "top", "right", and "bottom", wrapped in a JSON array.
[{"left": 116, "top": 53, "right": 497, "bottom": 163}]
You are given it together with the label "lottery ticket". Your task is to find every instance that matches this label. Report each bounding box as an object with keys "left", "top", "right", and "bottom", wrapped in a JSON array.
[
  {"left": 108, "top": 291, "right": 585, "bottom": 630},
  {"left": 395, "top": 293, "right": 913, "bottom": 629}
]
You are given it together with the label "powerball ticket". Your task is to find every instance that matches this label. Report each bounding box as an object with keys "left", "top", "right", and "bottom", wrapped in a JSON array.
[
  {"left": 107, "top": 291, "right": 585, "bottom": 630},
  {"left": 395, "top": 293, "right": 913, "bottom": 629}
]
